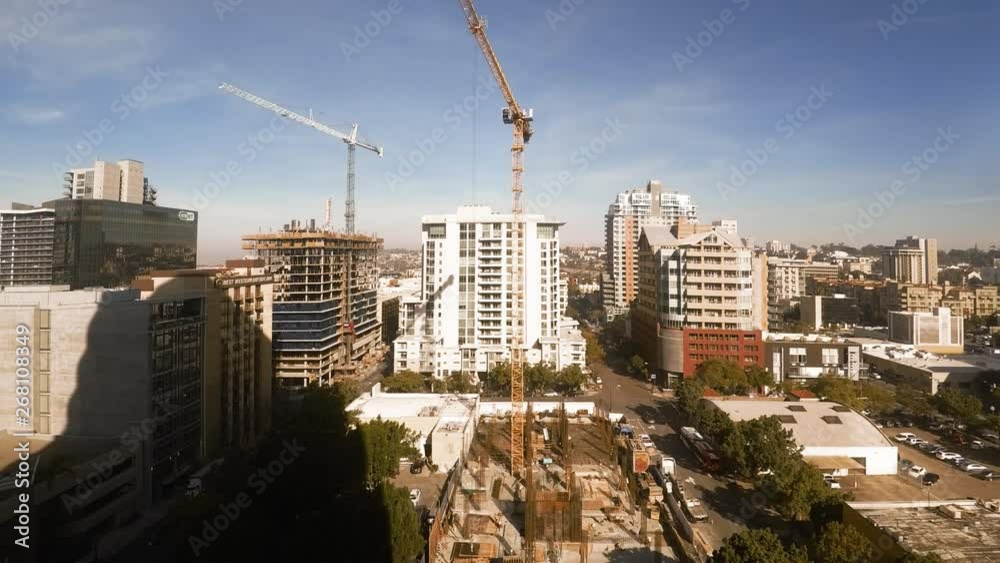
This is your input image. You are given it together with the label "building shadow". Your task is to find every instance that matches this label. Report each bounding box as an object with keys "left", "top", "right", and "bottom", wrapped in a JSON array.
[{"left": 0, "top": 274, "right": 411, "bottom": 563}]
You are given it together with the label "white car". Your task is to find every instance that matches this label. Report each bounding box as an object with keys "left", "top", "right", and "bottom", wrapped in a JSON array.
[
  {"left": 823, "top": 476, "right": 841, "bottom": 489},
  {"left": 906, "top": 437, "right": 927, "bottom": 446},
  {"left": 639, "top": 434, "right": 654, "bottom": 447},
  {"left": 409, "top": 489, "right": 421, "bottom": 507},
  {"left": 971, "top": 440, "right": 986, "bottom": 450},
  {"left": 907, "top": 466, "right": 927, "bottom": 479},
  {"left": 936, "top": 451, "right": 961, "bottom": 461},
  {"left": 895, "top": 433, "right": 917, "bottom": 442},
  {"left": 961, "top": 463, "right": 988, "bottom": 473}
]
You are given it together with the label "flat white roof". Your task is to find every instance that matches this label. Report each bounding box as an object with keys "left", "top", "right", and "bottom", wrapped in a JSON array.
[
  {"left": 347, "top": 390, "right": 478, "bottom": 420},
  {"left": 864, "top": 346, "right": 1000, "bottom": 373},
  {"left": 710, "top": 400, "right": 894, "bottom": 449}
]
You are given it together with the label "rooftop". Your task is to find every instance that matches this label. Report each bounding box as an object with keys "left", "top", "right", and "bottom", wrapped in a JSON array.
[
  {"left": 859, "top": 502, "right": 1000, "bottom": 561},
  {"left": 347, "top": 386, "right": 479, "bottom": 420},
  {"left": 864, "top": 345, "right": 1000, "bottom": 373},
  {"left": 709, "top": 399, "right": 895, "bottom": 449}
]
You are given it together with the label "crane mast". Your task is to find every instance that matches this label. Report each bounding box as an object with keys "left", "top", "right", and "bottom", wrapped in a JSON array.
[
  {"left": 458, "top": 0, "right": 534, "bottom": 478},
  {"left": 217, "top": 82, "right": 383, "bottom": 234}
]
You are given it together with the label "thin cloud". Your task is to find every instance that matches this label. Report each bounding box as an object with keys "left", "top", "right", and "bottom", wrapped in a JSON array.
[{"left": 5, "top": 106, "right": 66, "bottom": 124}]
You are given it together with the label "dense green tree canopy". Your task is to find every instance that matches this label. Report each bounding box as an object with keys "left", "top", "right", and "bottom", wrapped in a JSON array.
[
  {"left": 812, "top": 522, "right": 874, "bottom": 563},
  {"left": 708, "top": 528, "right": 808, "bottom": 563}
]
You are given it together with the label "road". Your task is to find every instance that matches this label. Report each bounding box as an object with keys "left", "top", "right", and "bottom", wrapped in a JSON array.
[{"left": 584, "top": 361, "right": 746, "bottom": 553}]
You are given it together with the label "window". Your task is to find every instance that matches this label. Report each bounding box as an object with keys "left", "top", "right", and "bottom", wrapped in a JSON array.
[{"left": 822, "top": 348, "right": 839, "bottom": 365}]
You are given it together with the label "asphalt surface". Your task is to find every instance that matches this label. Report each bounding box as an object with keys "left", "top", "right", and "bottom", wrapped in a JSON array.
[{"left": 584, "top": 361, "right": 746, "bottom": 553}]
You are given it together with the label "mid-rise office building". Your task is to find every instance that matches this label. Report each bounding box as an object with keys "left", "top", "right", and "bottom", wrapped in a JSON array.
[
  {"left": 44, "top": 198, "right": 198, "bottom": 289},
  {"left": 807, "top": 277, "right": 886, "bottom": 325},
  {"left": 63, "top": 159, "right": 156, "bottom": 205},
  {"left": 0, "top": 286, "right": 204, "bottom": 503},
  {"left": 882, "top": 236, "right": 938, "bottom": 284},
  {"left": 888, "top": 307, "right": 964, "bottom": 354},
  {"left": 243, "top": 221, "right": 381, "bottom": 387},
  {"left": 767, "top": 258, "right": 840, "bottom": 322},
  {"left": 0, "top": 203, "right": 55, "bottom": 286},
  {"left": 765, "top": 240, "right": 793, "bottom": 256},
  {"left": 800, "top": 294, "right": 861, "bottom": 330},
  {"left": 603, "top": 180, "right": 698, "bottom": 320},
  {"left": 632, "top": 220, "right": 767, "bottom": 380},
  {"left": 764, "top": 333, "right": 862, "bottom": 382},
  {"left": 134, "top": 260, "right": 274, "bottom": 454},
  {"left": 883, "top": 281, "right": 998, "bottom": 320},
  {"left": 392, "top": 205, "right": 585, "bottom": 377}
]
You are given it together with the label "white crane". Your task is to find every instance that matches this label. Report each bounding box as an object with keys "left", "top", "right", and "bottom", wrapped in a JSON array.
[{"left": 217, "top": 82, "right": 383, "bottom": 234}]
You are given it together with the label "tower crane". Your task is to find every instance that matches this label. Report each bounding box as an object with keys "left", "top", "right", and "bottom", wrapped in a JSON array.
[
  {"left": 457, "top": 0, "right": 535, "bottom": 477},
  {"left": 217, "top": 82, "right": 383, "bottom": 234}
]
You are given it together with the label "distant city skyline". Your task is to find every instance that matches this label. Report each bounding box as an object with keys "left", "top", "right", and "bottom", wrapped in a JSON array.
[{"left": 3, "top": 0, "right": 999, "bottom": 264}]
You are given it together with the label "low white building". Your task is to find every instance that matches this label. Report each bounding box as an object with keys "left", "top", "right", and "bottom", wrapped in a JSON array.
[
  {"left": 347, "top": 385, "right": 479, "bottom": 472},
  {"left": 710, "top": 399, "right": 897, "bottom": 476}
]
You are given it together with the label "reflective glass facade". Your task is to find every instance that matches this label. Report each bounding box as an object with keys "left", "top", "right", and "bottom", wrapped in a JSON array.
[{"left": 46, "top": 199, "right": 198, "bottom": 289}]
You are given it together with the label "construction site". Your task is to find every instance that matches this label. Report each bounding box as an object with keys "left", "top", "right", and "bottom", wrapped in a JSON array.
[
  {"left": 426, "top": 403, "right": 675, "bottom": 563},
  {"left": 242, "top": 223, "right": 382, "bottom": 387}
]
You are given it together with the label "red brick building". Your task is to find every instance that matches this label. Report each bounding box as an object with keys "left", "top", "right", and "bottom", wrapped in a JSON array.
[{"left": 682, "top": 328, "right": 764, "bottom": 377}]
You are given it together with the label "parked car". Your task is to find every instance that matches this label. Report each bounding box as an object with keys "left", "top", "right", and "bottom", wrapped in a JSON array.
[
  {"left": 823, "top": 476, "right": 841, "bottom": 489},
  {"left": 961, "top": 462, "right": 988, "bottom": 473},
  {"left": 899, "top": 459, "right": 914, "bottom": 470},
  {"left": 901, "top": 419, "right": 914, "bottom": 427},
  {"left": 936, "top": 451, "right": 962, "bottom": 461},
  {"left": 922, "top": 473, "right": 940, "bottom": 486},
  {"left": 929, "top": 445, "right": 948, "bottom": 454},
  {"left": 929, "top": 423, "right": 947, "bottom": 431},
  {"left": 971, "top": 440, "right": 987, "bottom": 450},
  {"left": 907, "top": 466, "right": 927, "bottom": 479},
  {"left": 906, "top": 437, "right": 927, "bottom": 447},
  {"left": 409, "top": 489, "right": 421, "bottom": 507},
  {"left": 895, "top": 433, "right": 917, "bottom": 442},
  {"left": 410, "top": 460, "right": 424, "bottom": 474},
  {"left": 949, "top": 456, "right": 967, "bottom": 467},
  {"left": 917, "top": 442, "right": 937, "bottom": 452},
  {"left": 974, "top": 470, "right": 999, "bottom": 481},
  {"left": 983, "top": 431, "right": 1000, "bottom": 441}
]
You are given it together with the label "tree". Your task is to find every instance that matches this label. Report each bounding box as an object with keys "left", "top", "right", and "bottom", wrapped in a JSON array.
[
  {"left": 859, "top": 382, "right": 894, "bottom": 415},
  {"left": 676, "top": 378, "right": 706, "bottom": 418},
  {"left": 760, "top": 458, "right": 839, "bottom": 521},
  {"left": 745, "top": 365, "right": 774, "bottom": 392},
  {"left": 480, "top": 362, "right": 511, "bottom": 396},
  {"left": 555, "top": 365, "right": 586, "bottom": 396},
  {"left": 583, "top": 328, "right": 605, "bottom": 365},
  {"left": 809, "top": 376, "right": 860, "bottom": 409},
  {"left": 565, "top": 304, "right": 581, "bottom": 321},
  {"left": 381, "top": 484, "right": 426, "bottom": 563},
  {"left": 935, "top": 388, "right": 982, "bottom": 421},
  {"left": 720, "top": 417, "right": 798, "bottom": 480},
  {"left": 381, "top": 370, "right": 427, "bottom": 393},
  {"left": 812, "top": 522, "right": 874, "bottom": 563},
  {"left": 445, "top": 372, "right": 476, "bottom": 394},
  {"left": 986, "top": 414, "right": 1000, "bottom": 435},
  {"left": 896, "top": 385, "right": 933, "bottom": 417},
  {"left": 525, "top": 363, "right": 558, "bottom": 396},
  {"left": 359, "top": 418, "right": 420, "bottom": 486},
  {"left": 629, "top": 354, "right": 648, "bottom": 378},
  {"left": 696, "top": 359, "right": 750, "bottom": 395},
  {"left": 708, "top": 528, "right": 808, "bottom": 563}
]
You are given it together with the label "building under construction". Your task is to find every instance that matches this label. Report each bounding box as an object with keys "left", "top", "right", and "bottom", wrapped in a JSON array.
[{"left": 243, "top": 220, "right": 381, "bottom": 387}]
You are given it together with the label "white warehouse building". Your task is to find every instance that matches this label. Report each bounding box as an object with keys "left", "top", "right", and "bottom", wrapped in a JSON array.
[
  {"left": 393, "top": 205, "right": 585, "bottom": 378},
  {"left": 709, "top": 400, "right": 898, "bottom": 476}
]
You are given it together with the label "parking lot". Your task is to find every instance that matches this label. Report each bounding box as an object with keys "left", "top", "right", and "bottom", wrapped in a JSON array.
[{"left": 392, "top": 464, "right": 448, "bottom": 512}]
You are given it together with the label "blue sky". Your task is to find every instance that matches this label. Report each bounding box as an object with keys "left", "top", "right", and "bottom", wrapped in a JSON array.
[{"left": 2, "top": 0, "right": 998, "bottom": 263}]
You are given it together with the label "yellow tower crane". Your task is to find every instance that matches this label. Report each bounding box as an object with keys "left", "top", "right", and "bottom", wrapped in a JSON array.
[{"left": 457, "top": 0, "right": 534, "bottom": 477}]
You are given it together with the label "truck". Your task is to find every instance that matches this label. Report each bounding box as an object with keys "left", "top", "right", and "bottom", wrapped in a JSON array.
[
  {"left": 682, "top": 498, "right": 709, "bottom": 522},
  {"left": 680, "top": 427, "right": 705, "bottom": 446}
]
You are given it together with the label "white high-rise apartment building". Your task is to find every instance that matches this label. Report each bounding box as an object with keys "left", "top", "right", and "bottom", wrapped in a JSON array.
[
  {"left": 882, "top": 236, "right": 938, "bottom": 284},
  {"left": 63, "top": 159, "right": 155, "bottom": 205},
  {"left": 393, "top": 205, "right": 585, "bottom": 378},
  {"left": 603, "top": 180, "right": 698, "bottom": 320}
]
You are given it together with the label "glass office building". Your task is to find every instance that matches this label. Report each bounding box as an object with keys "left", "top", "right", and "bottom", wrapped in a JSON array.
[{"left": 45, "top": 199, "right": 198, "bottom": 289}]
